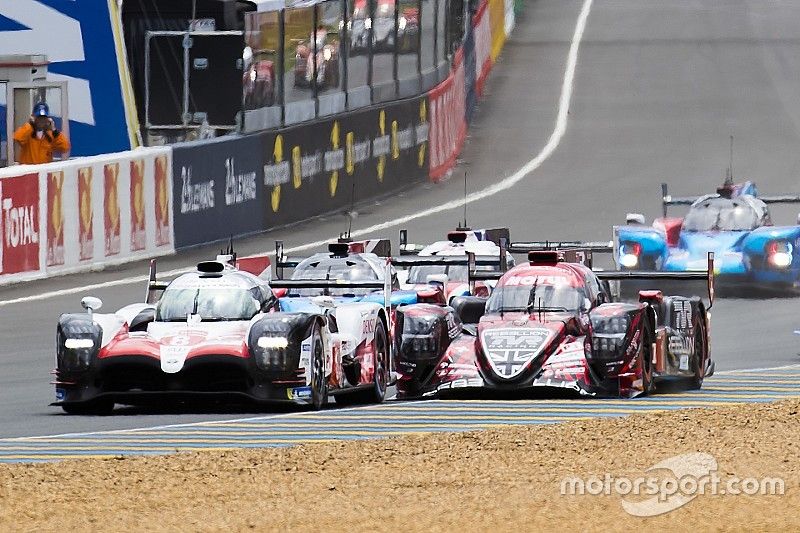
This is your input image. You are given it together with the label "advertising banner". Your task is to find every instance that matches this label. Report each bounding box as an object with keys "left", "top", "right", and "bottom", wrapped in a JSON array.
[
  {"left": 0, "top": 172, "right": 40, "bottom": 276},
  {"left": 46, "top": 170, "right": 65, "bottom": 267},
  {"left": 0, "top": 146, "right": 173, "bottom": 285},
  {"left": 428, "top": 51, "right": 466, "bottom": 182},
  {"left": 473, "top": 0, "right": 493, "bottom": 96},
  {"left": 260, "top": 95, "right": 429, "bottom": 233},
  {"left": 171, "top": 134, "right": 265, "bottom": 248}
]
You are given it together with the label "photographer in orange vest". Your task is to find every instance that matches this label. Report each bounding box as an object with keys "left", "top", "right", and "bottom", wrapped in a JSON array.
[{"left": 13, "top": 102, "right": 70, "bottom": 165}]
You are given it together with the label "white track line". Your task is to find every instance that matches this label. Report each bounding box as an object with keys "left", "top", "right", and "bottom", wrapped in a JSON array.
[
  {"left": 0, "top": 0, "right": 595, "bottom": 308},
  {"left": 4, "top": 362, "right": 798, "bottom": 442}
]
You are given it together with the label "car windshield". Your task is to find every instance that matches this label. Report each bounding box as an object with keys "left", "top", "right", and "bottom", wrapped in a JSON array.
[
  {"left": 683, "top": 199, "right": 759, "bottom": 231},
  {"left": 157, "top": 288, "right": 260, "bottom": 321},
  {"left": 290, "top": 262, "right": 379, "bottom": 296},
  {"left": 486, "top": 283, "right": 585, "bottom": 313},
  {"left": 408, "top": 265, "right": 468, "bottom": 283}
]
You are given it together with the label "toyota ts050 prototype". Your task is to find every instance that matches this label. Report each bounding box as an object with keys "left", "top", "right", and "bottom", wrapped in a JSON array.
[
  {"left": 615, "top": 178, "right": 800, "bottom": 293},
  {"left": 394, "top": 248, "right": 715, "bottom": 399},
  {"left": 53, "top": 251, "right": 392, "bottom": 414}
]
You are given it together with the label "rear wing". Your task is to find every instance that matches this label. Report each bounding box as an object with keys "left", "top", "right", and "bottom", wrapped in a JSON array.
[
  {"left": 398, "top": 227, "right": 511, "bottom": 255},
  {"left": 145, "top": 259, "right": 169, "bottom": 305},
  {"left": 508, "top": 240, "right": 613, "bottom": 269},
  {"left": 661, "top": 182, "right": 800, "bottom": 217},
  {"left": 271, "top": 262, "right": 393, "bottom": 311},
  {"left": 595, "top": 252, "right": 715, "bottom": 308},
  {"left": 274, "top": 239, "right": 391, "bottom": 279}
]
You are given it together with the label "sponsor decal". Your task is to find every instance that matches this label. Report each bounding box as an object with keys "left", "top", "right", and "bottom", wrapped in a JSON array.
[
  {"left": 481, "top": 327, "right": 552, "bottom": 378},
  {"left": 224, "top": 157, "right": 257, "bottom": 206},
  {"left": 375, "top": 110, "right": 388, "bottom": 182},
  {"left": 46, "top": 170, "right": 65, "bottom": 267},
  {"left": 0, "top": 173, "right": 40, "bottom": 275},
  {"left": 673, "top": 300, "right": 692, "bottom": 330},
  {"left": 266, "top": 135, "right": 287, "bottom": 212},
  {"left": 417, "top": 99, "right": 428, "bottom": 168},
  {"left": 288, "top": 386, "right": 312, "bottom": 400},
  {"left": 78, "top": 166, "right": 94, "bottom": 261},
  {"left": 130, "top": 159, "right": 146, "bottom": 252},
  {"left": 103, "top": 162, "right": 121, "bottom": 257},
  {"left": 180, "top": 165, "right": 215, "bottom": 214},
  {"left": 328, "top": 121, "right": 342, "bottom": 197},
  {"left": 154, "top": 155, "right": 171, "bottom": 246},
  {"left": 503, "top": 274, "right": 569, "bottom": 286}
]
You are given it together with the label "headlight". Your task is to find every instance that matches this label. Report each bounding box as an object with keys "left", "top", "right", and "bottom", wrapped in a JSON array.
[
  {"left": 365, "top": 17, "right": 372, "bottom": 30},
  {"left": 323, "top": 48, "right": 332, "bottom": 61},
  {"left": 619, "top": 242, "right": 642, "bottom": 269},
  {"left": 249, "top": 316, "right": 309, "bottom": 372},
  {"left": 257, "top": 336, "right": 289, "bottom": 349},
  {"left": 249, "top": 70, "right": 257, "bottom": 82},
  {"left": 592, "top": 315, "right": 629, "bottom": 334},
  {"left": 400, "top": 315, "right": 442, "bottom": 357},
  {"left": 65, "top": 338, "right": 95, "bottom": 350},
  {"left": 767, "top": 241, "right": 793, "bottom": 268},
  {"left": 57, "top": 318, "right": 102, "bottom": 372},
  {"left": 399, "top": 17, "right": 407, "bottom": 30}
]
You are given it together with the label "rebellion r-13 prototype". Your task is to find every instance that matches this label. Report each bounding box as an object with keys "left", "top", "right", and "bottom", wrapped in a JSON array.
[
  {"left": 394, "top": 248, "right": 715, "bottom": 399},
  {"left": 52, "top": 252, "right": 391, "bottom": 414},
  {"left": 614, "top": 179, "right": 800, "bottom": 292},
  {"left": 395, "top": 227, "right": 513, "bottom": 302}
]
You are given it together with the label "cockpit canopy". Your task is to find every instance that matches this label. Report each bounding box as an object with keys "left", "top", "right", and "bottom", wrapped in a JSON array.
[{"left": 683, "top": 196, "right": 769, "bottom": 232}]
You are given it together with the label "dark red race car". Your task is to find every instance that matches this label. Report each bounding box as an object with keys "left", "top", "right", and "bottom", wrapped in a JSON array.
[{"left": 393, "top": 247, "right": 715, "bottom": 399}]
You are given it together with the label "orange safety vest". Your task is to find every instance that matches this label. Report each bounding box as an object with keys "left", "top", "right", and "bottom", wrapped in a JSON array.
[{"left": 13, "top": 122, "right": 71, "bottom": 165}]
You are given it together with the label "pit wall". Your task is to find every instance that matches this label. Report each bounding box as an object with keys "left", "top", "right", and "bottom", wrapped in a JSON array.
[{"left": 0, "top": 0, "right": 514, "bottom": 284}]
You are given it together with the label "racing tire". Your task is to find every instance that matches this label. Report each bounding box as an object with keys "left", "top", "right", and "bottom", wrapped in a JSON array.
[
  {"left": 310, "top": 322, "right": 328, "bottom": 410},
  {"left": 687, "top": 313, "right": 707, "bottom": 390},
  {"left": 61, "top": 399, "right": 114, "bottom": 416},
  {"left": 639, "top": 319, "right": 655, "bottom": 396},
  {"left": 335, "top": 322, "right": 389, "bottom": 406}
]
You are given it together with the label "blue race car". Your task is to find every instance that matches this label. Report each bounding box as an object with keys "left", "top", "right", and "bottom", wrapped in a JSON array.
[{"left": 614, "top": 179, "right": 800, "bottom": 293}]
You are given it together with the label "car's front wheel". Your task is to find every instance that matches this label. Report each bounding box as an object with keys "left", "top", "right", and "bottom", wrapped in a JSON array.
[
  {"left": 309, "top": 322, "right": 328, "bottom": 410},
  {"left": 335, "top": 321, "right": 388, "bottom": 405}
]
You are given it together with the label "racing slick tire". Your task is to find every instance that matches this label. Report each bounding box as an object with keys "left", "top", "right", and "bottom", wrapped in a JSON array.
[
  {"left": 640, "top": 318, "right": 655, "bottom": 396},
  {"left": 61, "top": 399, "right": 114, "bottom": 416},
  {"left": 335, "top": 322, "right": 389, "bottom": 406},
  {"left": 310, "top": 321, "right": 328, "bottom": 410},
  {"left": 687, "top": 313, "right": 707, "bottom": 390}
]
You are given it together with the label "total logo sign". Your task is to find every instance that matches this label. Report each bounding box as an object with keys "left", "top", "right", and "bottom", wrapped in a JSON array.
[{"left": 0, "top": 173, "right": 40, "bottom": 276}]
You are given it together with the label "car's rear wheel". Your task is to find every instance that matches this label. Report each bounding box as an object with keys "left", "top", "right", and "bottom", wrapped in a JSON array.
[
  {"left": 639, "top": 319, "right": 655, "bottom": 395},
  {"left": 688, "top": 313, "right": 707, "bottom": 390},
  {"left": 310, "top": 322, "right": 328, "bottom": 410},
  {"left": 335, "top": 322, "right": 388, "bottom": 405},
  {"left": 61, "top": 399, "right": 114, "bottom": 416}
]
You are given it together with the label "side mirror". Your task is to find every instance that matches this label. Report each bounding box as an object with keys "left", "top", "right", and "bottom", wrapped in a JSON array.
[
  {"left": 626, "top": 213, "right": 646, "bottom": 225},
  {"left": 426, "top": 273, "right": 449, "bottom": 287},
  {"left": 80, "top": 296, "right": 103, "bottom": 314},
  {"left": 272, "top": 287, "right": 288, "bottom": 299}
]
